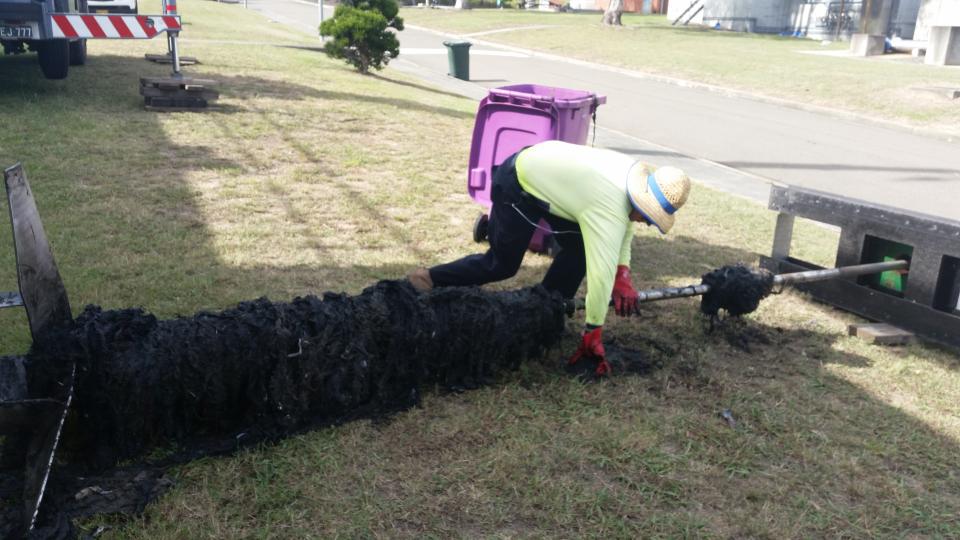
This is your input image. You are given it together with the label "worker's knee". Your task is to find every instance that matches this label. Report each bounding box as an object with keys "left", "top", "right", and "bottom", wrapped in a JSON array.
[{"left": 487, "top": 262, "right": 521, "bottom": 282}]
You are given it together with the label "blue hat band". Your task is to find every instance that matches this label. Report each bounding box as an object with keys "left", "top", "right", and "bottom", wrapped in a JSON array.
[{"left": 648, "top": 174, "right": 677, "bottom": 215}]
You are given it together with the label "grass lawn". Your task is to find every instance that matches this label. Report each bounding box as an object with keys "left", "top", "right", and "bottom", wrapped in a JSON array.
[
  {"left": 1, "top": 2, "right": 959, "bottom": 538},
  {"left": 401, "top": 8, "right": 960, "bottom": 137}
]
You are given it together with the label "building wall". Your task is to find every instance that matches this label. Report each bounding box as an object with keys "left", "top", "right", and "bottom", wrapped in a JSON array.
[
  {"left": 591, "top": 0, "right": 668, "bottom": 12},
  {"left": 791, "top": 1, "right": 865, "bottom": 39},
  {"left": 889, "top": 0, "right": 921, "bottom": 38},
  {"left": 704, "top": 0, "right": 804, "bottom": 32},
  {"left": 669, "top": 0, "right": 924, "bottom": 39},
  {"left": 667, "top": 0, "right": 705, "bottom": 24},
  {"left": 916, "top": 0, "right": 960, "bottom": 40},
  {"left": 669, "top": 0, "right": 806, "bottom": 33}
]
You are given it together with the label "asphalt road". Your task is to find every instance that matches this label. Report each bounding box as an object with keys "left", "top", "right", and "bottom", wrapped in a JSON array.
[{"left": 244, "top": 0, "right": 960, "bottom": 222}]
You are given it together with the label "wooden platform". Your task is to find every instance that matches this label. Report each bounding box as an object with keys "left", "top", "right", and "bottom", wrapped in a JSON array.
[
  {"left": 139, "top": 77, "right": 219, "bottom": 110},
  {"left": 144, "top": 53, "right": 199, "bottom": 65}
]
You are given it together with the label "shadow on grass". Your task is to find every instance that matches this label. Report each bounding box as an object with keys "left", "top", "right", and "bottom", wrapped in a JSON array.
[
  {"left": 0, "top": 52, "right": 473, "bottom": 121},
  {"left": 278, "top": 44, "right": 326, "bottom": 53},
  {"left": 369, "top": 72, "right": 478, "bottom": 100},
  {"left": 628, "top": 233, "right": 759, "bottom": 284},
  {"left": 217, "top": 73, "right": 475, "bottom": 119},
  {"left": 0, "top": 51, "right": 470, "bottom": 338}
]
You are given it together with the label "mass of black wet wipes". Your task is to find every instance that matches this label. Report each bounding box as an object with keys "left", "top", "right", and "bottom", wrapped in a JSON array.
[
  {"left": 700, "top": 264, "right": 775, "bottom": 317},
  {"left": 25, "top": 281, "right": 566, "bottom": 471}
]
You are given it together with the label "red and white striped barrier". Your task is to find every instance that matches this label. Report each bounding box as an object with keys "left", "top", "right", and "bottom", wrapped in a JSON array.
[{"left": 49, "top": 14, "right": 181, "bottom": 39}]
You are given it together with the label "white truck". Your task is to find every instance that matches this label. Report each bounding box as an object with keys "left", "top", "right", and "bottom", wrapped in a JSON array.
[{"left": 0, "top": 0, "right": 88, "bottom": 79}]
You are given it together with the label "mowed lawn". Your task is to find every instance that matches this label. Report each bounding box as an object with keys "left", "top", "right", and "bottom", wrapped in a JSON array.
[
  {"left": 0, "top": 2, "right": 958, "bottom": 538},
  {"left": 402, "top": 8, "right": 960, "bottom": 137}
]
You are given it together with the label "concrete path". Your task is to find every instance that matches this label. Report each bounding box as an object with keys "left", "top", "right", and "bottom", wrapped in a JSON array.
[{"left": 243, "top": 0, "right": 960, "bottom": 223}]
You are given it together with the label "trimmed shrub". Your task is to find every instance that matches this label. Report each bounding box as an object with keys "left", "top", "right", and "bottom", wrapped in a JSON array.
[{"left": 319, "top": 0, "right": 404, "bottom": 73}]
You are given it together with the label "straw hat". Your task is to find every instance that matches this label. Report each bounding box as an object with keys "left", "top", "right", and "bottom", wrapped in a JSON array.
[{"left": 626, "top": 164, "right": 691, "bottom": 234}]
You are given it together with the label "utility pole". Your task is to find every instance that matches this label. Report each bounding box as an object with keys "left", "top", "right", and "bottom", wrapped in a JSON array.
[
  {"left": 861, "top": 0, "right": 873, "bottom": 33},
  {"left": 834, "top": 0, "right": 846, "bottom": 40},
  {"left": 850, "top": 0, "right": 892, "bottom": 55}
]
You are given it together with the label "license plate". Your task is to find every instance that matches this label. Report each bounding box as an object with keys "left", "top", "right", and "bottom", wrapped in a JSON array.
[
  {"left": 96, "top": 9, "right": 110, "bottom": 13},
  {"left": 0, "top": 25, "right": 32, "bottom": 39}
]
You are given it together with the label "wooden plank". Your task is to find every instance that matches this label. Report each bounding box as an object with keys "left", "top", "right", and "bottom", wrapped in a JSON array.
[
  {"left": 4, "top": 164, "right": 72, "bottom": 340},
  {"left": 769, "top": 185, "right": 960, "bottom": 239},
  {"left": 144, "top": 104, "right": 210, "bottom": 112},
  {"left": 848, "top": 323, "right": 914, "bottom": 345},
  {"left": 1, "top": 291, "right": 23, "bottom": 308},
  {"left": 139, "top": 86, "right": 219, "bottom": 99},
  {"left": 144, "top": 53, "right": 199, "bottom": 65},
  {"left": 139, "top": 76, "right": 218, "bottom": 87},
  {"left": 771, "top": 212, "right": 795, "bottom": 260},
  {"left": 144, "top": 98, "right": 211, "bottom": 111}
]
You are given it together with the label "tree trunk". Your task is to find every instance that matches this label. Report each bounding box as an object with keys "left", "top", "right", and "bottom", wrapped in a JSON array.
[{"left": 602, "top": 0, "right": 623, "bottom": 25}]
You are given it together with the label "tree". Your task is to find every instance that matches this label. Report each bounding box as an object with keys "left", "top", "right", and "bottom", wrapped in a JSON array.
[
  {"left": 602, "top": 0, "right": 623, "bottom": 25},
  {"left": 319, "top": 0, "right": 404, "bottom": 74}
]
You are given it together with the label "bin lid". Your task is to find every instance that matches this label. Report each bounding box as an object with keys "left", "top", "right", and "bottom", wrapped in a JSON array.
[
  {"left": 489, "top": 84, "right": 606, "bottom": 109},
  {"left": 443, "top": 40, "right": 473, "bottom": 47}
]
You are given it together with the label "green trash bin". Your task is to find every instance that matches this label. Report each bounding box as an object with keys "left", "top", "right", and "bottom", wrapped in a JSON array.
[{"left": 443, "top": 40, "right": 471, "bottom": 81}]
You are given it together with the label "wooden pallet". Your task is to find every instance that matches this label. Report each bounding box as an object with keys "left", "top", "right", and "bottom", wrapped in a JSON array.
[{"left": 139, "top": 77, "right": 219, "bottom": 110}]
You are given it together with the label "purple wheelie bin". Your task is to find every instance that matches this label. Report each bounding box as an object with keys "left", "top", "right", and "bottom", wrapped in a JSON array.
[{"left": 467, "top": 84, "right": 606, "bottom": 254}]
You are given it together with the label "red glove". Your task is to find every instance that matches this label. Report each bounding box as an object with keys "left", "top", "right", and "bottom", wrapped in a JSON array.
[
  {"left": 612, "top": 265, "right": 640, "bottom": 317},
  {"left": 568, "top": 327, "right": 611, "bottom": 376}
]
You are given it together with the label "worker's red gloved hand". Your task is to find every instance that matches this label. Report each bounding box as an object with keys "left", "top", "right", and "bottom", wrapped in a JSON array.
[
  {"left": 612, "top": 265, "right": 640, "bottom": 317},
  {"left": 568, "top": 327, "right": 611, "bottom": 376}
]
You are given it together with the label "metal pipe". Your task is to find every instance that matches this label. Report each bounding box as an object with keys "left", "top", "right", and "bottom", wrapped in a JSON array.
[
  {"left": 772, "top": 259, "right": 907, "bottom": 286},
  {"left": 170, "top": 32, "right": 182, "bottom": 77},
  {"left": 623, "top": 259, "right": 909, "bottom": 306},
  {"left": 636, "top": 283, "right": 711, "bottom": 303},
  {"left": 835, "top": 0, "right": 846, "bottom": 40}
]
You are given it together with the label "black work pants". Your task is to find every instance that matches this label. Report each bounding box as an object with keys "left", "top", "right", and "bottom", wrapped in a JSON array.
[{"left": 429, "top": 151, "right": 587, "bottom": 298}]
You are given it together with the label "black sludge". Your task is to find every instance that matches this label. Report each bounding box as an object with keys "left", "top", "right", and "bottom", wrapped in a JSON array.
[
  {"left": 27, "top": 281, "right": 566, "bottom": 470},
  {"left": 699, "top": 264, "right": 775, "bottom": 317},
  {"left": 424, "top": 286, "right": 563, "bottom": 390}
]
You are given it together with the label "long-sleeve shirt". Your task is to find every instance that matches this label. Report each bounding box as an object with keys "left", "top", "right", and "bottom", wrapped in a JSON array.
[{"left": 515, "top": 141, "right": 638, "bottom": 327}]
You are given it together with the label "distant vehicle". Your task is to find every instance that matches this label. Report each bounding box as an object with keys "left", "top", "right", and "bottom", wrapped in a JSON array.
[
  {"left": 88, "top": 0, "right": 138, "bottom": 14},
  {"left": 0, "top": 0, "right": 88, "bottom": 79}
]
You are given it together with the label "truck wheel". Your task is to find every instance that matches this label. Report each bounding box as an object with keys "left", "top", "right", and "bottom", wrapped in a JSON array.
[
  {"left": 69, "top": 39, "right": 87, "bottom": 66},
  {"left": 38, "top": 40, "right": 70, "bottom": 79}
]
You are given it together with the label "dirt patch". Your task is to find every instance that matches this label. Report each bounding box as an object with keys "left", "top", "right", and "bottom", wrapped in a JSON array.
[
  {"left": 712, "top": 317, "right": 777, "bottom": 353},
  {"left": 565, "top": 338, "right": 673, "bottom": 381}
]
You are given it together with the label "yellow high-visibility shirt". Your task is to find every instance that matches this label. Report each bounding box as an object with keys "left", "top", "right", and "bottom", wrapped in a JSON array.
[{"left": 516, "top": 141, "right": 639, "bottom": 327}]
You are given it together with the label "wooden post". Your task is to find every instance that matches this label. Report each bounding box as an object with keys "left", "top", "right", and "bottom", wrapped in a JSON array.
[
  {"left": 4, "top": 164, "right": 72, "bottom": 340},
  {"left": 771, "top": 213, "right": 795, "bottom": 260}
]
